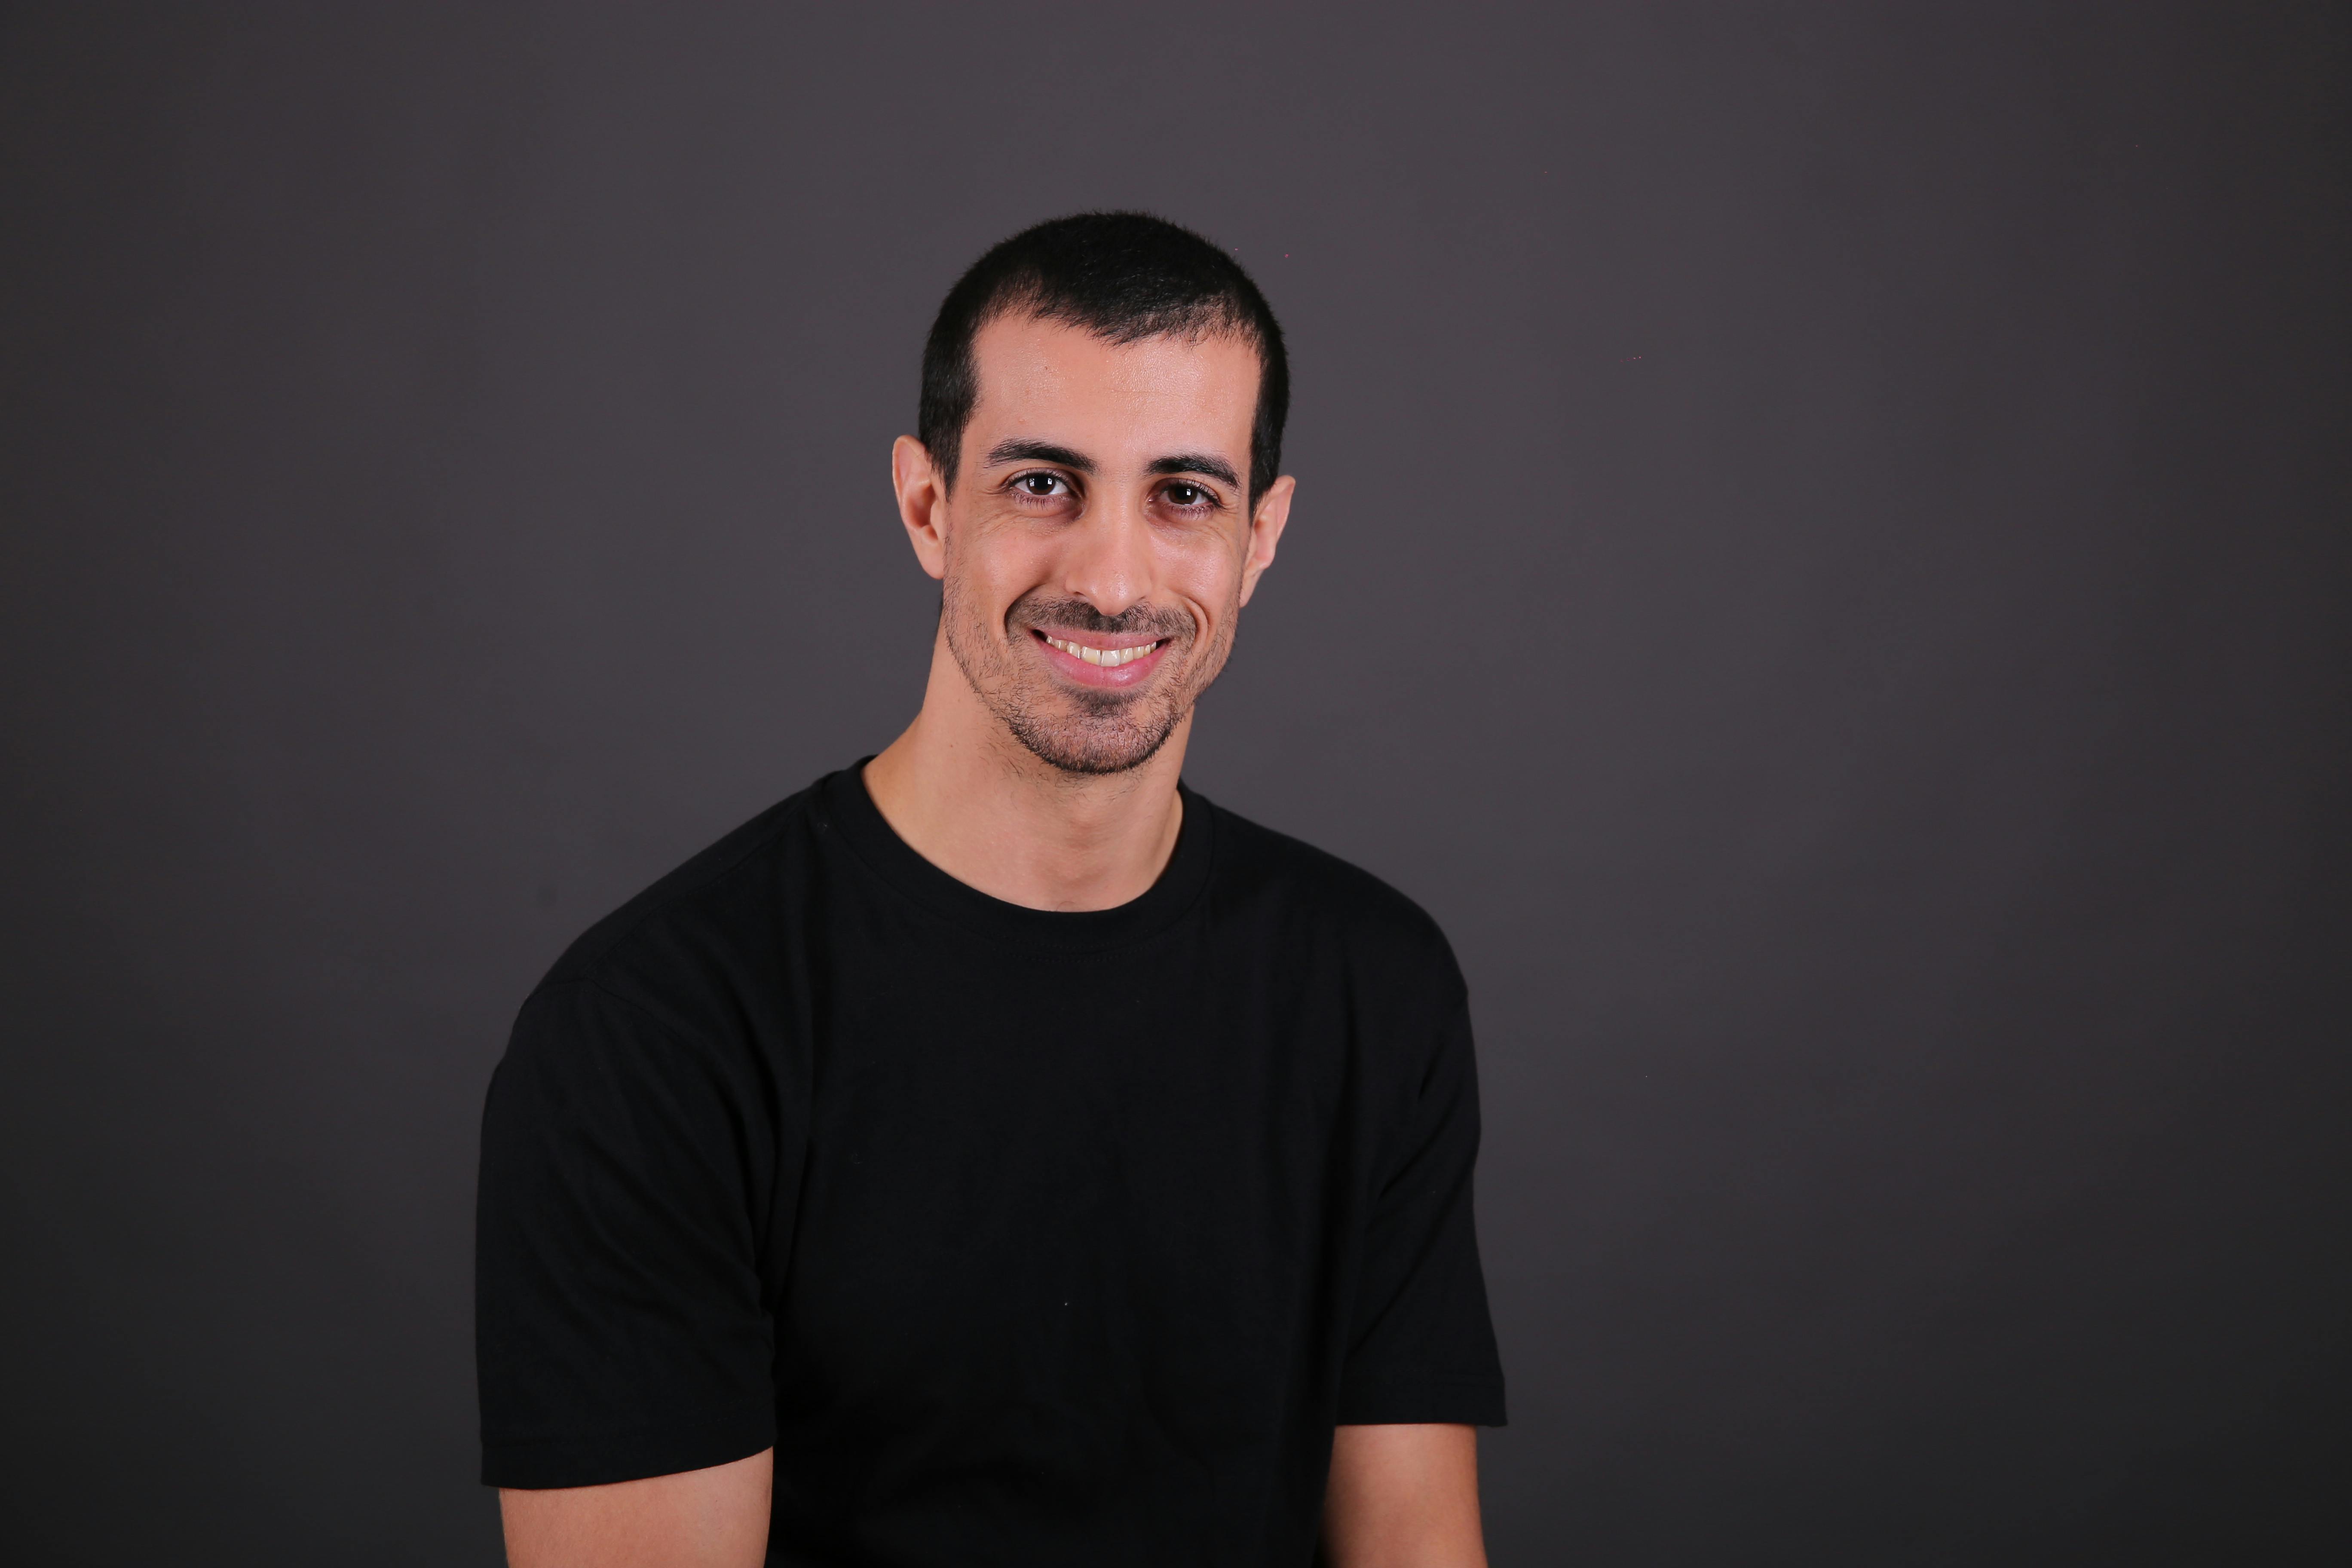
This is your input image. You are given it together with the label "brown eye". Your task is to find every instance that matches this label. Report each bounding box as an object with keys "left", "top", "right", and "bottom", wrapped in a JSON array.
[
  {"left": 1017, "top": 472, "right": 1064, "bottom": 497},
  {"left": 1164, "top": 483, "right": 1209, "bottom": 508}
]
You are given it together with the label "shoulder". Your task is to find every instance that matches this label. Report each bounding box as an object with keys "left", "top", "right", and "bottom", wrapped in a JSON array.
[
  {"left": 1198, "top": 793, "right": 1464, "bottom": 997},
  {"left": 523, "top": 777, "right": 829, "bottom": 1039}
]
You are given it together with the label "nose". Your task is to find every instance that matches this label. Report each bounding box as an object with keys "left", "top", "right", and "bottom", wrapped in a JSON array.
[{"left": 1060, "top": 489, "right": 1155, "bottom": 619}]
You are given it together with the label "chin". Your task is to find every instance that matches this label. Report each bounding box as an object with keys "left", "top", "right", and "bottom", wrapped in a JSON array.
[{"left": 1007, "top": 698, "right": 1185, "bottom": 777}]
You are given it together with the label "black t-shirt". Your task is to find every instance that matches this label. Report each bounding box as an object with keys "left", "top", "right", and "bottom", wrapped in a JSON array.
[{"left": 476, "top": 765, "right": 1504, "bottom": 1566}]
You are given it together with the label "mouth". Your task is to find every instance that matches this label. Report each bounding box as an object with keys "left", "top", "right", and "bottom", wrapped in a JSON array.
[
  {"left": 1038, "top": 632, "right": 1164, "bottom": 668},
  {"left": 1027, "top": 627, "right": 1174, "bottom": 686}
]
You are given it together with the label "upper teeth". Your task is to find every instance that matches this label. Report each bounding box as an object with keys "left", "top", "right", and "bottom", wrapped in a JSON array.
[{"left": 1044, "top": 634, "right": 1160, "bottom": 668}]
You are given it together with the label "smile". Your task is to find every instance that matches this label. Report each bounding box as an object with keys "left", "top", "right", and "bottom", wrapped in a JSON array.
[{"left": 1039, "top": 634, "right": 1164, "bottom": 668}]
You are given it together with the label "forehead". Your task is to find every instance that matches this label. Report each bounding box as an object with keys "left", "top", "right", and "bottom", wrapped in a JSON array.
[{"left": 965, "top": 313, "right": 1259, "bottom": 456}]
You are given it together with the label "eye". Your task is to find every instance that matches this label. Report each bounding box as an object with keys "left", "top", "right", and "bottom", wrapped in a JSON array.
[
  {"left": 1014, "top": 472, "right": 1068, "bottom": 498},
  {"left": 1161, "top": 481, "right": 1216, "bottom": 511}
]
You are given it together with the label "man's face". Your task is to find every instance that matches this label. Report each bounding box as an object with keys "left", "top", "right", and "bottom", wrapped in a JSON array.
[{"left": 904, "top": 312, "right": 1290, "bottom": 775}]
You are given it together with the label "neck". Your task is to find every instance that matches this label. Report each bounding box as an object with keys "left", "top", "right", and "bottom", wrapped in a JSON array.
[{"left": 861, "top": 633, "right": 1190, "bottom": 913}]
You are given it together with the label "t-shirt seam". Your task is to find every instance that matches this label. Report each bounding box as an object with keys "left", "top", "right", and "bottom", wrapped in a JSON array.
[
  {"left": 565, "top": 790, "right": 811, "bottom": 975},
  {"left": 526, "top": 973, "right": 725, "bottom": 1067},
  {"left": 484, "top": 1393, "right": 775, "bottom": 1449},
  {"left": 1342, "top": 1369, "right": 1503, "bottom": 1388}
]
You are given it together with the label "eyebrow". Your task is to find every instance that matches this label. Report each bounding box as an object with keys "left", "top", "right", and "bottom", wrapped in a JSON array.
[
  {"left": 985, "top": 439, "right": 1242, "bottom": 491},
  {"left": 983, "top": 439, "right": 1094, "bottom": 472},
  {"left": 1146, "top": 452, "right": 1242, "bottom": 488}
]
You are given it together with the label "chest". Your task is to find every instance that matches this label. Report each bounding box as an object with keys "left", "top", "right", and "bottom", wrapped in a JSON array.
[{"left": 764, "top": 925, "right": 1370, "bottom": 1422}]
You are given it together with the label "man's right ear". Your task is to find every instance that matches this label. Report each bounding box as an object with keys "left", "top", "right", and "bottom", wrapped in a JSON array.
[{"left": 891, "top": 435, "right": 950, "bottom": 582}]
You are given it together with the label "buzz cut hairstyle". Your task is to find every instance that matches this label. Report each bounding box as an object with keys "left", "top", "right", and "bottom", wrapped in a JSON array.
[{"left": 917, "top": 211, "right": 1290, "bottom": 508}]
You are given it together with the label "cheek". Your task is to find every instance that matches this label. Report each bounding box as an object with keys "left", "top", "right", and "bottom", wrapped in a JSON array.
[
  {"left": 1157, "top": 530, "right": 1248, "bottom": 616},
  {"left": 944, "top": 520, "right": 1032, "bottom": 609},
  {"left": 953, "top": 511, "right": 1062, "bottom": 587}
]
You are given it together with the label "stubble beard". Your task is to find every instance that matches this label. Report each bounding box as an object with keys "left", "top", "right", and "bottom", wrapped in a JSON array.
[{"left": 942, "top": 575, "right": 1235, "bottom": 777}]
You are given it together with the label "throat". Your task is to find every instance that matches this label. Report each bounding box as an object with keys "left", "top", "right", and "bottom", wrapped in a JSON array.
[{"left": 861, "top": 692, "right": 1191, "bottom": 912}]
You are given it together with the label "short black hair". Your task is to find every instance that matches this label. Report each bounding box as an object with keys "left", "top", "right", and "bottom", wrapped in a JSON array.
[{"left": 918, "top": 211, "right": 1289, "bottom": 507}]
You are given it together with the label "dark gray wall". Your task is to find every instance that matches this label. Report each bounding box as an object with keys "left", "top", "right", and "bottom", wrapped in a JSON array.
[{"left": 3, "top": 4, "right": 2346, "bottom": 1562}]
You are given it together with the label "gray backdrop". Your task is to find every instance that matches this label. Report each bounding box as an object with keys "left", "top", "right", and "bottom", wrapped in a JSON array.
[{"left": 4, "top": 4, "right": 2346, "bottom": 1563}]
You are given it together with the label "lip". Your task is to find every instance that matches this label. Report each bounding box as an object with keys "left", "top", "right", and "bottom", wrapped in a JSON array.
[{"left": 1026, "top": 626, "right": 1174, "bottom": 688}]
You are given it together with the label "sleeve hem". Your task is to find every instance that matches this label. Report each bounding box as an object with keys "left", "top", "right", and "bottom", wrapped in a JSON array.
[
  {"left": 1336, "top": 1372, "right": 1507, "bottom": 1428},
  {"left": 482, "top": 1399, "right": 776, "bottom": 1490}
]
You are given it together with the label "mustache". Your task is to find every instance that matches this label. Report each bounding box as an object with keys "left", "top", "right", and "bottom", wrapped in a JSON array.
[{"left": 1008, "top": 592, "right": 1191, "bottom": 641}]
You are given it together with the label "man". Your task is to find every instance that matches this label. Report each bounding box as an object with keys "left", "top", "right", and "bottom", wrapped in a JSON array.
[{"left": 478, "top": 212, "right": 1504, "bottom": 1567}]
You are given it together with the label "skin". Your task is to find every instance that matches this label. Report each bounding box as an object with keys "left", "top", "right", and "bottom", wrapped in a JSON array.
[
  {"left": 499, "top": 1450, "right": 769, "bottom": 1568},
  {"left": 499, "top": 311, "right": 1484, "bottom": 1566},
  {"left": 1326, "top": 1424, "right": 1488, "bottom": 1568}
]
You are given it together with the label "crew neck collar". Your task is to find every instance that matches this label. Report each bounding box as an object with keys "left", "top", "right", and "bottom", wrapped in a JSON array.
[{"left": 816, "top": 760, "right": 1214, "bottom": 952}]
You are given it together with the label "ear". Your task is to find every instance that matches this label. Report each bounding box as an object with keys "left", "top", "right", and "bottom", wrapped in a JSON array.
[
  {"left": 892, "top": 434, "right": 950, "bottom": 581},
  {"left": 1237, "top": 474, "right": 1295, "bottom": 608}
]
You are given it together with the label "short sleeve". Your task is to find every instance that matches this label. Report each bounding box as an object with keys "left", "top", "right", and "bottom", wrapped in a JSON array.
[
  {"left": 476, "top": 979, "right": 778, "bottom": 1487},
  {"left": 1336, "top": 983, "right": 1507, "bottom": 1427}
]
